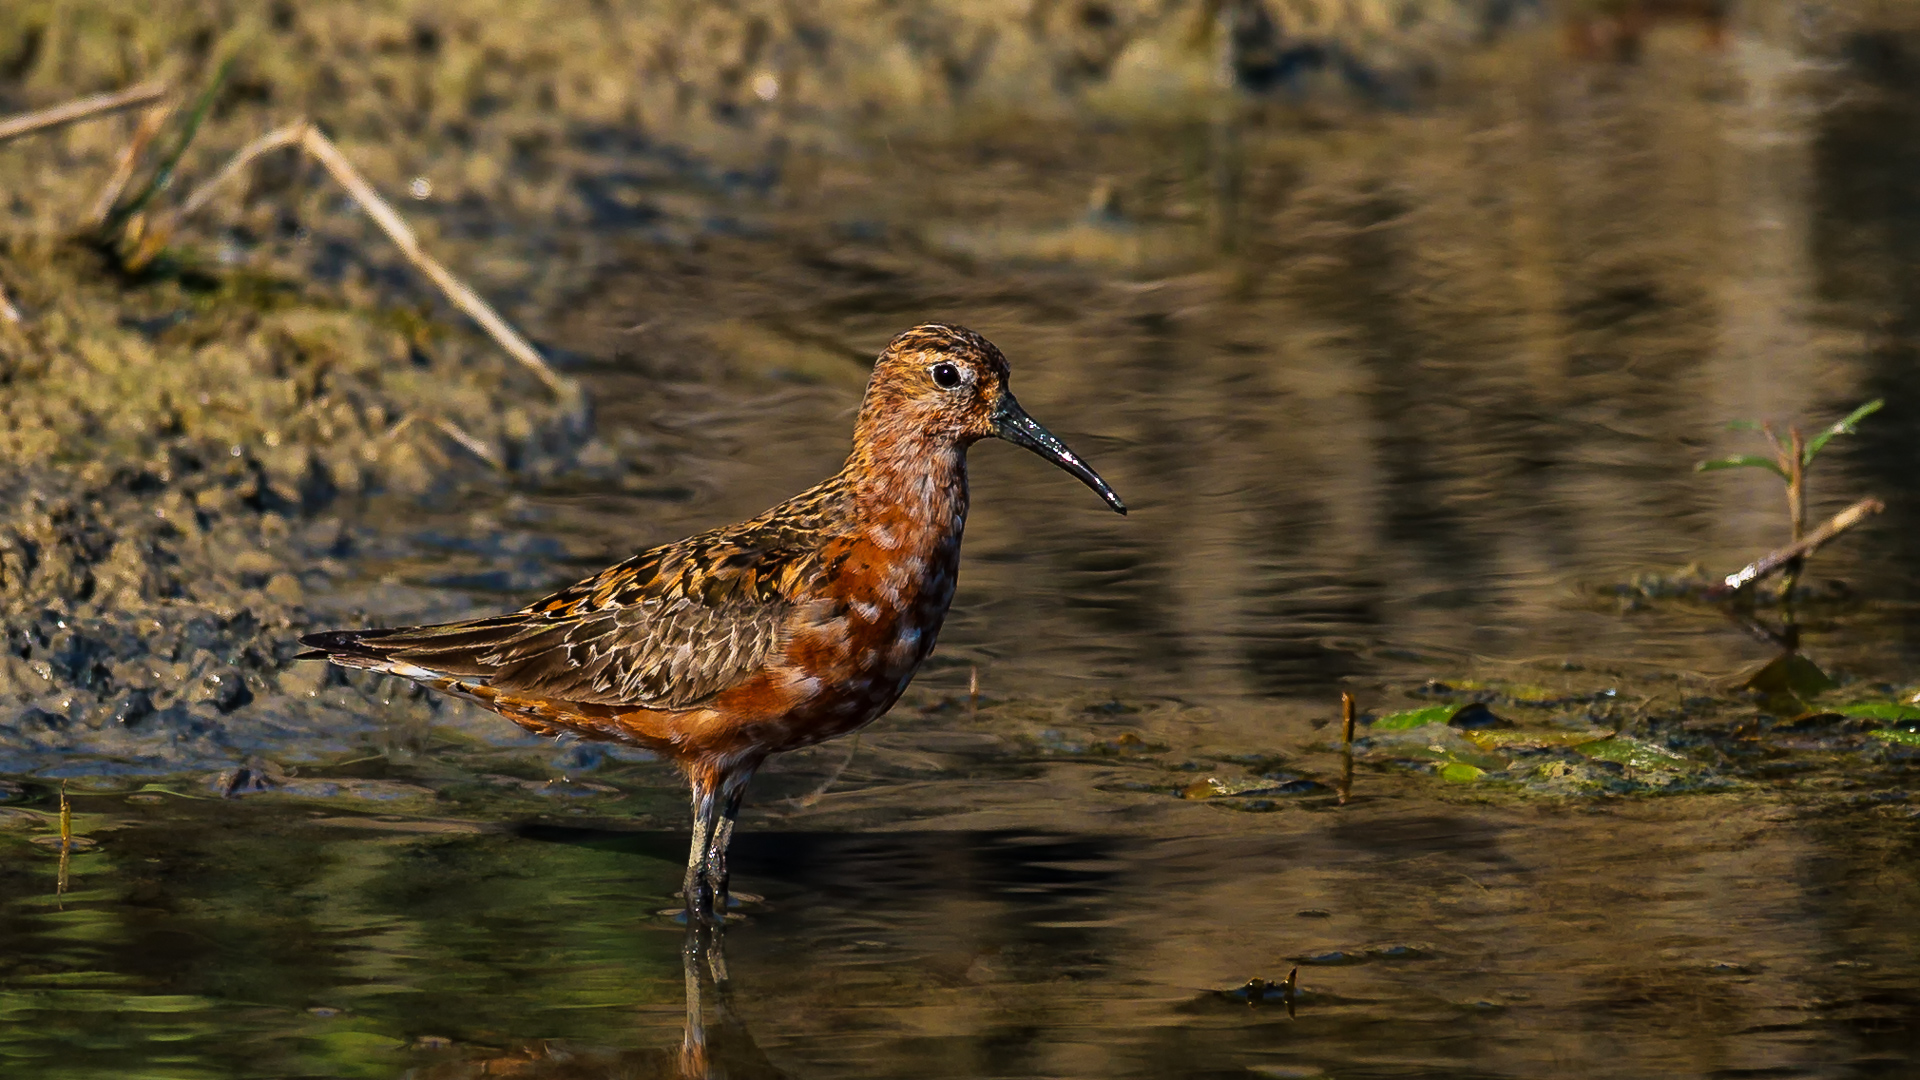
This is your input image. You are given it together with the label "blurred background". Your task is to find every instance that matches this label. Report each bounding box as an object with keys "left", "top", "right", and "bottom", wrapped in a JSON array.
[{"left": 3, "top": 1, "right": 1920, "bottom": 1077}]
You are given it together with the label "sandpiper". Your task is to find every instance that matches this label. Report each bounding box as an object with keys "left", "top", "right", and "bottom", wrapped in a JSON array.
[{"left": 299, "top": 323, "right": 1126, "bottom": 918}]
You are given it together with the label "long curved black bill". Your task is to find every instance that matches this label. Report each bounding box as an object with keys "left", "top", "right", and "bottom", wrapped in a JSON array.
[{"left": 991, "top": 393, "right": 1127, "bottom": 515}]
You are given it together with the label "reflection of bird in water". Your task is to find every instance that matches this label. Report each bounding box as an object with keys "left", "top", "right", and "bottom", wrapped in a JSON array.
[
  {"left": 409, "top": 925, "right": 783, "bottom": 1080},
  {"left": 299, "top": 324, "right": 1125, "bottom": 920}
]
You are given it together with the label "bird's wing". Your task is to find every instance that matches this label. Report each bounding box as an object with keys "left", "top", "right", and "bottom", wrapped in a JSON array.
[{"left": 302, "top": 532, "right": 830, "bottom": 710}]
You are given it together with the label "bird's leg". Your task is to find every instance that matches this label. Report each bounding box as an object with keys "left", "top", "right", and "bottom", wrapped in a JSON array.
[
  {"left": 683, "top": 777, "right": 727, "bottom": 923},
  {"left": 702, "top": 770, "right": 754, "bottom": 906}
]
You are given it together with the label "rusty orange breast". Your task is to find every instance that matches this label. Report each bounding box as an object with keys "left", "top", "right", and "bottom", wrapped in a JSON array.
[{"left": 694, "top": 496, "right": 965, "bottom": 757}]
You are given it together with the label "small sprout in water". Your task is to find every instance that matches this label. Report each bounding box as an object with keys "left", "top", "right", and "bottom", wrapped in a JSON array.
[
  {"left": 1700, "top": 399, "right": 1882, "bottom": 477},
  {"left": 1695, "top": 399, "right": 1884, "bottom": 597}
]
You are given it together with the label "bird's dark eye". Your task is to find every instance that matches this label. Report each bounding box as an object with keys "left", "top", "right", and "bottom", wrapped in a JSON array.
[{"left": 930, "top": 362, "right": 963, "bottom": 390}]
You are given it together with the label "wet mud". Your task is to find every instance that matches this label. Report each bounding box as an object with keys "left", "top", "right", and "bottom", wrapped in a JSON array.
[{"left": 0, "top": 239, "right": 595, "bottom": 773}]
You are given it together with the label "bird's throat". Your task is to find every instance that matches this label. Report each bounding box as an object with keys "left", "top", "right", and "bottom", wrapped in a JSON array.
[{"left": 847, "top": 437, "right": 970, "bottom": 556}]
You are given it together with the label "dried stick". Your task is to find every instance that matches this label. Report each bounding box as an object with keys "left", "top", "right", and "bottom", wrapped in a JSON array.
[
  {"left": 1718, "top": 497, "right": 1885, "bottom": 594},
  {"left": 87, "top": 99, "right": 178, "bottom": 225},
  {"left": 430, "top": 417, "right": 506, "bottom": 471},
  {"left": 173, "top": 119, "right": 309, "bottom": 220},
  {"left": 296, "top": 126, "right": 571, "bottom": 398},
  {"left": 144, "top": 116, "right": 572, "bottom": 400},
  {"left": 0, "top": 82, "right": 169, "bottom": 144},
  {"left": 381, "top": 412, "right": 504, "bottom": 470}
]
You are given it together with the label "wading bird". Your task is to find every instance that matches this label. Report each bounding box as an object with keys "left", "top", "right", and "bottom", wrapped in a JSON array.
[{"left": 299, "top": 323, "right": 1126, "bottom": 919}]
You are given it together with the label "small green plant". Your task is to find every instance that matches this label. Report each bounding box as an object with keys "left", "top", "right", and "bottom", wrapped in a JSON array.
[{"left": 1696, "top": 398, "right": 1882, "bottom": 594}]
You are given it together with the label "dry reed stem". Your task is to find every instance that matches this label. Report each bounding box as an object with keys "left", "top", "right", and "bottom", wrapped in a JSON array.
[
  {"left": 174, "top": 119, "right": 309, "bottom": 219},
  {"left": 0, "top": 82, "right": 170, "bottom": 144},
  {"left": 381, "top": 412, "right": 505, "bottom": 470},
  {"left": 429, "top": 417, "right": 506, "bottom": 471},
  {"left": 87, "top": 99, "right": 179, "bottom": 225},
  {"left": 296, "top": 126, "right": 572, "bottom": 398},
  {"left": 1720, "top": 496, "right": 1886, "bottom": 594},
  {"left": 170, "top": 120, "right": 573, "bottom": 399}
]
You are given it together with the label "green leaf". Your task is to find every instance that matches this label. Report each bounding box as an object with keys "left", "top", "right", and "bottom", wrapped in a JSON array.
[
  {"left": 1439, "top": 762, "right": 1486, "bottom": 783},
  {"left": 1868, "top": 728, "right": 1920, "bottom": 747},
  {"left": 1370, "top": 705, "right": 1457, "bottom": 731},
  {"left": 1802, "top": 398, "right": 1884, "bottom": 466},
  {"left": 1464, "top": 727, "right": 1613, "bottom": 750},
  {"left": 1695, "top": 455, "right": 1787, "bottom": 479},
  {"left": 1837, "top": 702, "right": 1920, "bottom": 723}
]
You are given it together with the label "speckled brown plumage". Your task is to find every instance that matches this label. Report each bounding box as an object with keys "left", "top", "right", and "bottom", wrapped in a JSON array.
[{"left": 299, "top": 322, "right": 1126, "bottom": 920}]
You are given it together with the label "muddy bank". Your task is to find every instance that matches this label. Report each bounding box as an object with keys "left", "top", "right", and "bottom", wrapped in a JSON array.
[
  {"left": 3, "top": 0, "right": 1523, "bottom": 150},
  {"left": 0, "top": 234, "right": 599, "bottom": 775}
]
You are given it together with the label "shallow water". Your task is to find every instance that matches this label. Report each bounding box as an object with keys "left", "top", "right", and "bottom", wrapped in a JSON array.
[
  {"left": 3, "top": 781, "right": 1918, "bottom": 1078},
  {"left": 12, "top": 11, "right": 1920, "bottom": 1080}
]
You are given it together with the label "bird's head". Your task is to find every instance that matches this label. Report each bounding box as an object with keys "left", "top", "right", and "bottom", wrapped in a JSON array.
[{"left": 855, "top": 323, "right": 1126, "bottom": 514}]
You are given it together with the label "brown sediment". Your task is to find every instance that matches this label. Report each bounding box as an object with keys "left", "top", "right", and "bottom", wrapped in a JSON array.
[{"left": 0, "top": 82, "right": 168, "bottom": 144}]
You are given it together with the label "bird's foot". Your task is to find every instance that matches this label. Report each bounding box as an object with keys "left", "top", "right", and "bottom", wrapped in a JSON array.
[{"left": 682, "top": 878, "right": 723, "bottom": 925}]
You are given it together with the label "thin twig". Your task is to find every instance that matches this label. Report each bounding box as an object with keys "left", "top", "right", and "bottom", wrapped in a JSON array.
[
  {"left": 380, "top": 412, "right": 504, "bottom": 470},
  {"left": 99, "top": 110, "right": 573, "bottom": 401},
  {"left": 173, "top": 120, "right": 308, "bottom": 220},
  {"left": 0, "top": 82, "right": 169, "bottom": 144},
  {"left": 380, "top": 413, "right": 435, "bottom": 449},
  {"left": 1717, "top": 496, "right": 1885, "bottom": 595},
  {"left": 1340, "top": 691, "right": 1356, "bottom": 745},
  {"left": 431, "top": 417, "right": 505, "bottom": 471},
  {"left": 87, "top": 99, "right": 179, "bottom": 225},
  {"left": 297, "top": 126, "right": 572, "bottom": 398}
]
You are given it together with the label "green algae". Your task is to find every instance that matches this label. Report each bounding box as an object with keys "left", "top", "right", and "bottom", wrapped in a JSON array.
[
  {"left": 1572, "top": 736, "right": 1694, "bottom": 773},
  {"left": 1837, "top": 701, "right": 1920, "bottom": 723},
  {"left": 1370, "top": 704, "right": 1457, "bottom": 731}
]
